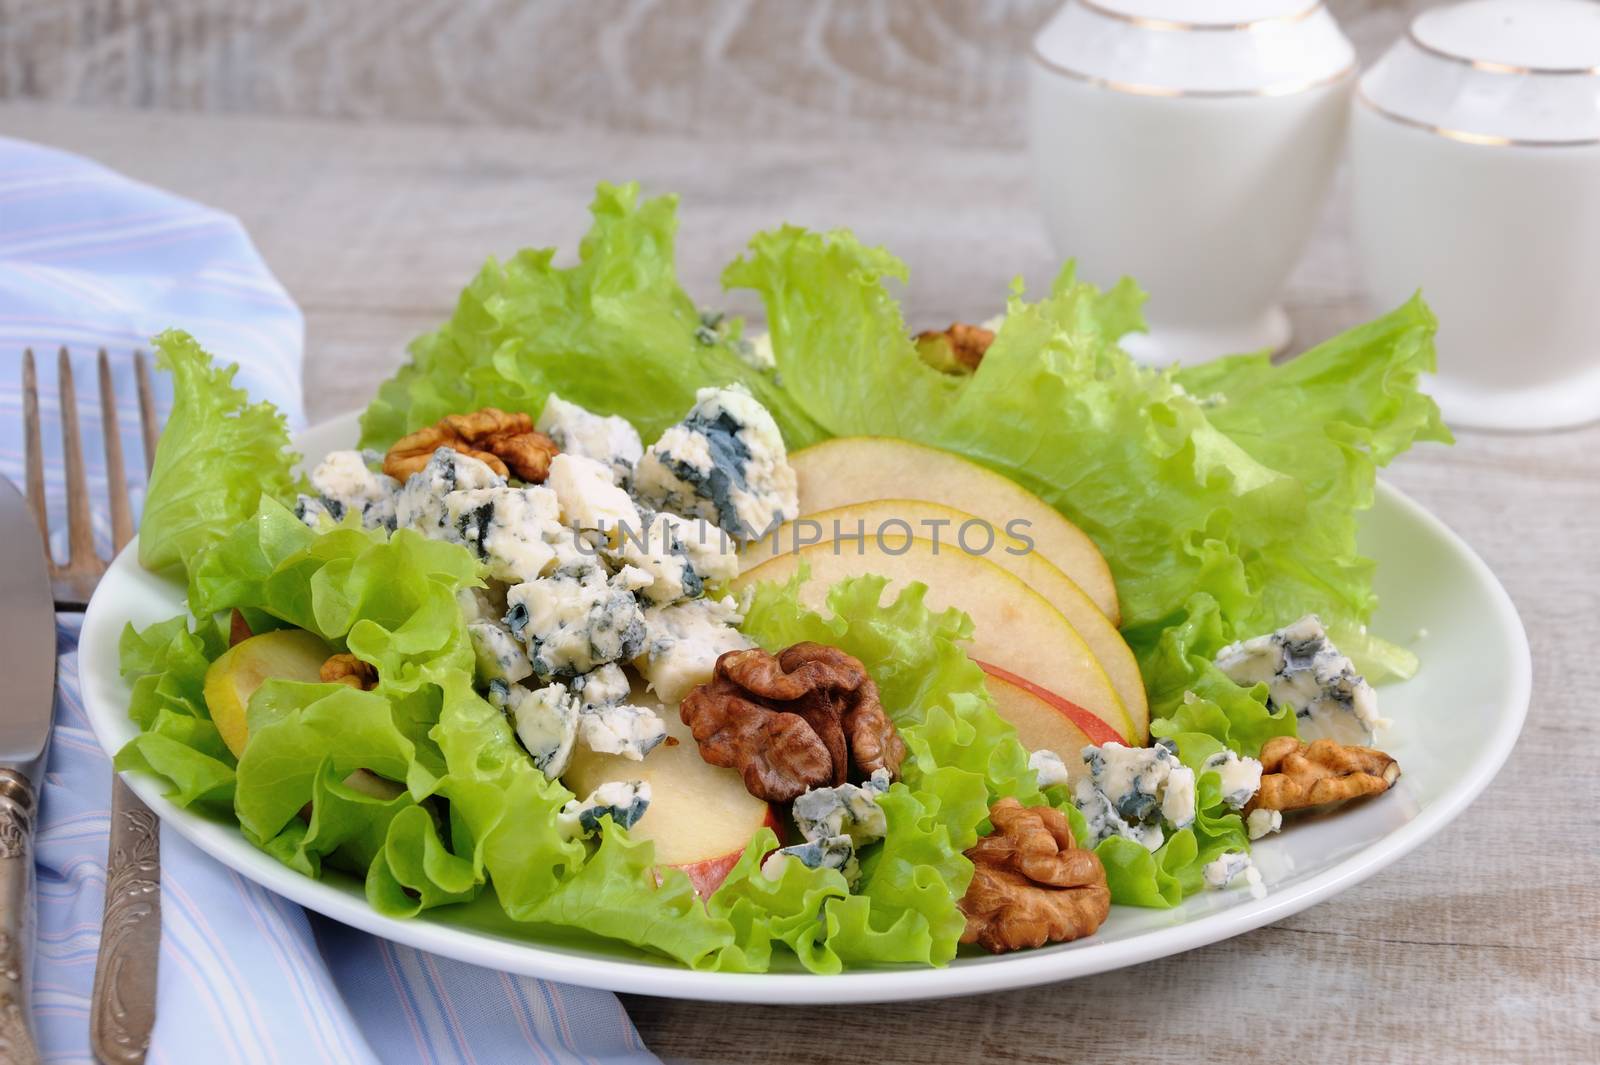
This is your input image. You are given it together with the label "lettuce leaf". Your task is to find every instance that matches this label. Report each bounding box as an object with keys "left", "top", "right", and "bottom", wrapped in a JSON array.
[
  {"left": 138, "top": 330, "right": 300, "bottom": 578},
  {"left": 358, "top": 182, "right": 825, "bottom": 451},
  {"left": 114, "top": 615, "right": 235, "bottom": 813},
  {"left": 725, "top": 226, "right": 1448, "bottom": 716}
]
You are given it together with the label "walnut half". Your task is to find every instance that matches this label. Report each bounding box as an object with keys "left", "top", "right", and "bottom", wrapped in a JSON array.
[
  {"left": 914, "top": 322, "right": 996, "bottom": 373},
  {"left": 680, "top": 642, "right": 907, "bottom": 803},
  {"left": 1248, "top": 736, "right": 1400, "bottom": 814},
  {"left": 959, "top": 797, "right": 1110, "bottom": 954},
  {"left": 321, "top": 653, "right": 377, "bottom": 691},
  {"left": 383, "top": 408, "right": 558, "bottom": 483}
]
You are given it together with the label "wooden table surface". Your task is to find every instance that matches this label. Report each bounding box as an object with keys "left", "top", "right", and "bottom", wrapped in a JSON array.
[{"left": 4, "top": 103, "right": 1595, "bottom": 1065}]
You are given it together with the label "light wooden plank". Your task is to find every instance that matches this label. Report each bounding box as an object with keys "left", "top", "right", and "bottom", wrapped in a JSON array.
[{"left": 0, "top": 1, "right": 1432, "bottom": 145}]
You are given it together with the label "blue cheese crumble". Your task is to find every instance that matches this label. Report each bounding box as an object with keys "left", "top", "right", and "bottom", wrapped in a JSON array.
[
  {"left": 297, "top": 449, "right": 400, "bottom": 531},
  {"left": 504, "top": 560, "right": 647, "bottom": 678},
  {"left": 634, "top": 595, "right": 753, "bottom": 705},
  {"left": 505, "top": 682, "right": 579, "bottom": 778},
  {"left": 1030, "top": 749, "right": 1072, "bottom": 791},
  {"left": 1202, "top": 749, "right": 1264, "bottom": 811},
  {"left": 577, "top": 702, "right": 668, "bottom": 761},
  {"left": 545, "top": 452, "right": 642, "bottom": 550},
  {"left": 620, "top": 509, "right": 740, "bottom": 606},
  {"left": 1247, "top": 809, "right": 1283, "bottom": 840},
  {"left": 739, "top": 331, "right": 777, "bottom": 372},
  {"left": 1203, "top": 850, "right": 1266, "bottom": 900},
  {"left": 792, "top": 769, "right": 891, "bottom": 847},
  {"left": 760, "top": 835, "right": 860, "bottom": 887},
  {"left": 395, "top": 447, "right": 505, "bottom": 534},
  {"left": 632, "top": 385, "right": 798, "bottom": 542},
  {"left": 1073, "top": 741, "right": 1197, "bottom": 851},
  {"left": 436, "top": 485, "right": 563, "bottom": 585},
  {"left": 1215, "top": 614, "right": 1387, "bottom": 746},
  {"left": 570, "top": 662, "right": 630, "bottom": 710},
  {"left": 467, "top": 619, "right": 532, "bottom": 685},
  {"left": 557, "top": 780, "right": 651, "bottom": 840},
  {"left": 536, "top": 394, "right": 643, "bottom": 487}
]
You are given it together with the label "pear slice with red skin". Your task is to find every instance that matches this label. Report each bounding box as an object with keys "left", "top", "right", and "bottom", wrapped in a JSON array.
[
  {"left": 789, "top": 436, "right": 1121, "bottom": 625},
  {"left": 980, "top": 662, "right": 1123, "bottom": 790},
  {"left": 564, "top": 704, "right": 781, "bottom": 897},
  {"left": 739, "top": 498, "right": 1148, "bottom": 743},
  {"left": 734, "top": 537, "right": 1136, "bottom": 744}
]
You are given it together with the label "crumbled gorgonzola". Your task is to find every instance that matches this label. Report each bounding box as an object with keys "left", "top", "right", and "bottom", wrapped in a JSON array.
[
  {"left": 536, "top": 394, "right": 643, "bottom": 487},
  {"left": 619, "top": 508, "right": 739, "bottom": 605},
  {"left": 792, "top": 769, "right": 891, "bottom": 847},
  {"left": 633, "top": 595, "right": 753, "bottom": 705},
  {"left": 570, "top": 662, "right": 630, "bottom": 710},
  {"left": 545, "top": 452, "right": 642, "bottom": 550},
  {"left": 557, "top": 780, "right": 651, "bottom": 840},
  {"left": 1202, "top": 749, "right": 1264, "bottom": 811},
  {"left": 1215, "top": 614, "right": 1387, "bottom": 746},
  {"left": 632, "top": 385, "right": 798, "bottom": 542},
  {"left": 760, "top": 834, "right": 860, "bottom": 887},
  {"left": 294, "top": 495, "right": 335, "bottom": 529},
  {"left": 299, "top": 449, "right": 401, "bottom": 531},
  {"left": 577, "top": 702, "right": 668, "bottom": 761},
  {"left": 467, "top": 619, "right": 532, "bottom": 685},
  {"left": 1203, "top": 850, "right": 1266, "bottom": 900},
  {"left": 1072, "top": 741, "right": 1197, "bottom": 851},
  {"left": 395, "top": 447, "right": 505, "bottom": 534},
  {"left": 456, "top": 585, "right": 505, "bottom": 625},
  {"left": 505, "top": 682, "right": 579, "bottom": 778},
  {"left": 504, "top": 560, "right": 646, "bottom": 678},
  {"left": 1030, "top": 749, "right": 1072, "bottom": 791},
  {"left": 437, "top": 485, "right": 563, "bottom": 584},
  {"left": 1246, "top": 808, "right": 1283, "bottom": 840},
  {"left": 738, "top": 331, "right": 777, "bottom": 372}
]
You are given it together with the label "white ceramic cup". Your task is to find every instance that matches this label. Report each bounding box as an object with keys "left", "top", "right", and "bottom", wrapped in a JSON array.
[
  {"left": 1028, "top": 0, "right": 1355, "bottom": 365},
  {"left": 1350, "top": 0, "right": 1600, "bottom": 432}
]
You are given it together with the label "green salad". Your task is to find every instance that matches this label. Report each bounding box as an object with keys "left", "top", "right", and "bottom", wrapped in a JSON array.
[{"left": 118, "top": 182, "right": 1448, "bottom": 971}]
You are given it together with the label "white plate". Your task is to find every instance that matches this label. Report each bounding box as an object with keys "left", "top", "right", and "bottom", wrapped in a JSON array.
[{"left": 79, "top": 412, "right": 1531, "bottom": 1004}]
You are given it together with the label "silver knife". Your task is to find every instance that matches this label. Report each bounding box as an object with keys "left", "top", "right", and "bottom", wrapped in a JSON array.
[{"left": 0, "top": 477, "right": 59, "bottom": 1065}]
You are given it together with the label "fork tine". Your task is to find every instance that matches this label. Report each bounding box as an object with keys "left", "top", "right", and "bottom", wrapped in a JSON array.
[
  {"left": 21, "top": 348, "right": 52, "bottom": 564},
  {"left": 98, "top": 349, "right": 134, "bottom": 551},
  {"left": 135, "top": 349, "right": 158, "bottom": 477},
  {"left": 57, "top": 346, "right": 97, "bottom": 567}
]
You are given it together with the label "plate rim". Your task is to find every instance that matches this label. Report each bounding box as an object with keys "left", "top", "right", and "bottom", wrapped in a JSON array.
[{"left": 77, "top": 413, "right": 1533, "bottom": 1004}]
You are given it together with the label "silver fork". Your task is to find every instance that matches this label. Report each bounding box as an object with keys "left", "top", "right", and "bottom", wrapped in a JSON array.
[{"left": 21, "top": 347, "right": 161, "bottom": 1065}]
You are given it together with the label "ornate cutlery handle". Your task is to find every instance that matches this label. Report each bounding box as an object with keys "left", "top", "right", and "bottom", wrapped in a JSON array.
[
  {"left": 90, "top": 777, "right": 160, "bottom": 1065},
  {"left": 0, "top": 768, "right": 39, "bottom": 1065}
]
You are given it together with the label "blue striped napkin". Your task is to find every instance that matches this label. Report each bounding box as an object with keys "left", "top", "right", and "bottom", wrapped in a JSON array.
[{"left": 0, "top": 136, "right": 659, "bottom": 1065}]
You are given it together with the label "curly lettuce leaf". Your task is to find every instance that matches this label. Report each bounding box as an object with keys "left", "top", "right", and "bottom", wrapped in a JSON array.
[
  {"left": 138, "top": 330, "right": 299, "bottom": 578},
  {"left": 358, "top": 182, "right": 825, "bottom": 451},
  {"left": 114, "top": 616, "right": 235, "bottom": 812},
  {"left": 725, "top": 226, "right": 1447, "bottom": 722}
]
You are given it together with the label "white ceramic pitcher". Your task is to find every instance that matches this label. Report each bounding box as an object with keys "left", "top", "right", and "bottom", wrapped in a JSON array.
[{"left": 1028, "top": 0, "right": 1355, "bottom": 364}]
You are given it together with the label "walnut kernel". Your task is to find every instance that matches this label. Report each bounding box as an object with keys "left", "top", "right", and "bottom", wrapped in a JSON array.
[
  {"left": 680, "top": 642, "right": 907, "bottom": 802},
  {"left": 321, "top": 653, "right": 377, "bottom": 691},
  {"left": 1248, "top": 736, "right": 1400, "bottom": 814},
  {"left": 958, "top": 797, "right": 1110, "bottom": 954},
  {"left": 383, "top": 407, "right": 558, "bottom": 483}
]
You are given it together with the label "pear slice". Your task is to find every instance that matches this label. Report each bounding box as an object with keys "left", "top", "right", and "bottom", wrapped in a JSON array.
[
  {"left": 565, "top": 705, "right": 781, "bottom": 897},
  {"left": 734, "top": 537, "right": 1136, "bottom": 743},
  {"left": 740, "top": 499, "right": 1148, "bottom": 741},
  {"left": 982, "top": 663, "right": 1124, "bottom": 788},
  {"left": 204, "top": 629, "right": 334, "bottom": 759},
  {"left": 789, "top": 436, "right": 1120, "bottom": 625}
]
